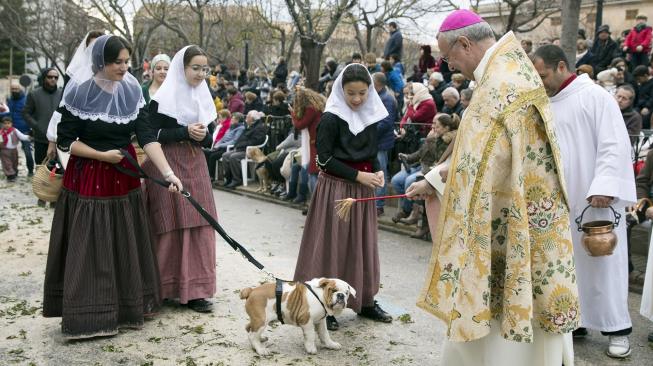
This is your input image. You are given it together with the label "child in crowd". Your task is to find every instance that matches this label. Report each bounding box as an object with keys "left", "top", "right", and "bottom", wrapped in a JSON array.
[{"left": 1, "top": 116, "right": 30, "bottom": 182}]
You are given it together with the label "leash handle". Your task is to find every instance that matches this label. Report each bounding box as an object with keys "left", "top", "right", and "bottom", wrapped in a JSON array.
[{"left": 115, "top": 148, "right": 265, "bottom": 270}]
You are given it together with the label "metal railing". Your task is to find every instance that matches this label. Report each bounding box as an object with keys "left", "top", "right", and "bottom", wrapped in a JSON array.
[{"left": 263, "top": 115, "right": 294, "bottom": 154}]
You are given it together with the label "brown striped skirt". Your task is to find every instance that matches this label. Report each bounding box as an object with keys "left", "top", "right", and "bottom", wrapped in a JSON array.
[
  {"left": 141, "top": 142, "right": 216, "bottom": 304},
  {"left": 293, "top": 172, "right": 380, "bottom": 313},
  {"left": 43, "top": 149, "right": 161, "bottom": 339}
]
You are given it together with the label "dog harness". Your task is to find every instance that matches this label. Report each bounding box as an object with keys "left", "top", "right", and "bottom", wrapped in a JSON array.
[{"left": 275, "top": 279, "right": 328, "bottom": 324}]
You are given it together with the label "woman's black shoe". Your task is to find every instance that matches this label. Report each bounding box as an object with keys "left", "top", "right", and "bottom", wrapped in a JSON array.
[
  {"left": 358, "top": 301, "right": 392, "bottom": 323},
  {"left": 187, "top": 299, "right": 213, "bottom": 313},
  {"left": 326, "top": 315, "right": 339, "bottom": 331}
]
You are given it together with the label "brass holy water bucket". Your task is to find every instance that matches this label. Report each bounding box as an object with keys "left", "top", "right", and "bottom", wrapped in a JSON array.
[{"left": 575, "top": 205, "right": 621, "bottom": 256}]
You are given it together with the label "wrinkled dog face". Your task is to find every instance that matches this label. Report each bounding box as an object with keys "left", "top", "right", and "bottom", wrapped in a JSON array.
[{"left": 318, "top": 278, "right": 356, "bottom": 314}]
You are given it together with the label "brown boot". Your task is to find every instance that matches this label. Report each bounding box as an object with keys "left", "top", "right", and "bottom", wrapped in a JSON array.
[
  {"left": 411, "top": 212, "right": 430, "bottom": 240},
  {"left": 400, "top": 204, "right": 422, "bottom": 225},
  {"left": 392, "top": 209, "right": 410, "bottom": 223}
]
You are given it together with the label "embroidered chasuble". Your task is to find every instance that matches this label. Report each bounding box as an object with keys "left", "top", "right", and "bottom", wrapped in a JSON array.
[{"left": 417, "top": 32, "right": 580, "bottom": 343}]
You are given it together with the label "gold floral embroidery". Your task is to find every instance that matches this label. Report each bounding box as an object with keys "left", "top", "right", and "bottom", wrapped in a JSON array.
[{"left": 416, "top": 33, "right": 579, "bottom": 343}]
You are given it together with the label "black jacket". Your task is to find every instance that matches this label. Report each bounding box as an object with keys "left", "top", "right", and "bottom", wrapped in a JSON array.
[
  {"left": 383, "top": 30, "right": 403, "bottom": 59},
  {"left": 23, "top": 87, "right": 62, "bottom": 143},
  {"left": 234, "top": 119, "right": 267, "bottom": 151},
  {"left": 590, "top": 37, "right": 618, "bottom": 73},
  {"left": 272, "top": 62, "right": 288, "bottom": 88},
  {"left": 636, "top": 78, "right": 653, "bottom": 111}
]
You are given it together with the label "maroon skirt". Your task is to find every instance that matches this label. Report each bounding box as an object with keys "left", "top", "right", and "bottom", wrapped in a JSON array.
[
  {"left": 43, "top": 145, "right": 161, "bottom": 339},
  {"left": 293, "top": 172, "right": 380, "bottom": 312},
  {"left": 142, "top": 142, "right": 216, "bottom": 303}
]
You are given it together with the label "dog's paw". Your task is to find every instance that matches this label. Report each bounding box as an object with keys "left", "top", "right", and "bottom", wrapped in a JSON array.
[
  {"left": 255, "top": 347, "right": 271, "bottom": 356},
  {"left": 324, "top": 341, "right": 341, "bottom": 350},
  {"left": 305, "top": 344, "right": 318, "bottom": 354}
]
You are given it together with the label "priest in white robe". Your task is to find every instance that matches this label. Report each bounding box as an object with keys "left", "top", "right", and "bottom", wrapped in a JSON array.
[{"left": 533, "top": 45, "right": 637, "bottom": 359}]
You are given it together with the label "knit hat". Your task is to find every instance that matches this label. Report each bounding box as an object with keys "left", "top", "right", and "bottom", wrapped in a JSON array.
[{"left": 636, "top": 14, "right": 647, "bottom": 21}]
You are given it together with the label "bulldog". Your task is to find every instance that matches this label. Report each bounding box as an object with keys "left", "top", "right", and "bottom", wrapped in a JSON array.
[{"left": 239, "top": 278, "right": 355, "bottom": 356}]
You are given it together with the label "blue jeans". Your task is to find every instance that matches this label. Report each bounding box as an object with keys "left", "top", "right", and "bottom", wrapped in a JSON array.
[
  {"left": 21, "top": 140, "right": 34, "bottom": 174},
  {"left": 375, "top": 150, "right": 389, "bottom": 208},
  {"left": 308, "top": 172, "right": 318, "bottom": 194},
  {"left": 391, "top": 166, "right": 421, "bottom": 213}
]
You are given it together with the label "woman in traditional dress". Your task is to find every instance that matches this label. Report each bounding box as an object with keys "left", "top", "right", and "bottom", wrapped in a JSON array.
[
  {"left": 142, "top": 54, "right": 171, "bottom": 105},
  {"left": 293, "top": 63, "right": 392, "bottom": 331},
  {"left": 43, "top": 35, "right": 183, "bottom": 340},
  {"left": 144, "top": 45, "right": 218, "bottom": 313}
]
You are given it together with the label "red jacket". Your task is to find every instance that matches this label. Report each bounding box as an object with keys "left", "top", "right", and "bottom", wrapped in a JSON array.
[
  {"left": 400, "top": 97, "right": 436, "bottom": 136},
  {"left": 625, "top": 26, "right": 652, "bottom": 54},
  {"left": 212, "top": 118, "right": 231, "bottom": 148},
  {"left": 291, "top": 106, "right": 321, "bottom": 174}
]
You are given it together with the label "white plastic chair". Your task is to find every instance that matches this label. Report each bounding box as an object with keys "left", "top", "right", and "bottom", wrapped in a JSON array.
[{"left": 241, "top": 135, "right": 269, "bottom": 187}]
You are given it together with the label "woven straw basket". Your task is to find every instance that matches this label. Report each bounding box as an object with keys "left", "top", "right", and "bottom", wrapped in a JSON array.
[{"left": 32, "top": 158, "right": 63, "bottom": 202}]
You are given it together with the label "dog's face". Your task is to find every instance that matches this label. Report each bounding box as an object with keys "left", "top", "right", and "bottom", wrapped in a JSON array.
[{"left": 317, "top": 278, "right": 356, "bottom": 314}]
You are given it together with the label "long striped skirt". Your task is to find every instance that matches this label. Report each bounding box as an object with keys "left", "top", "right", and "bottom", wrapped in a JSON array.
[
  {"left": 142, "top": 142, "right": 216, "bottom": 304},
  {"left": 43, "top": 145, "right": 161, "bottom": 339},
  {"left": 293, "top": 172, "right": 380, "bottom": 313}
]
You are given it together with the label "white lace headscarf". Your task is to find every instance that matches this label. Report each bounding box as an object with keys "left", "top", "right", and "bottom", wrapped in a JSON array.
[{"left": 60, "top": 35, "right": 145, "bottom": 124}]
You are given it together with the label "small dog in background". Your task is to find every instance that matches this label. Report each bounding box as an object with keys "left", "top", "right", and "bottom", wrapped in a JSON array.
[
  {"left": 239, "top": 278, "right": 355, "bottom": 356},
  {"left": 255, "top": 166, "right": 271, "bottom": 193},
  {"left": 246, "top": 147, "right": 270, "bottom": 193}
]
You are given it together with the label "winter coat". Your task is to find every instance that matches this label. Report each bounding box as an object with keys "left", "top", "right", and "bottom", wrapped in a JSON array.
[
  {"left": 404, "top": 130, "right": 456, "bottom": 174},
  {"left": 621, "top": 108, "right": 642, "bottom": 139},
  {"left": 23, "top": 87, "right": 63, "bottom": 143},
  {"left": 1, "top": 93, "right": 28, "bottom": 133},
  {"left": 228, "top": 93, "right": 245, "bottom": 114},
  {"left": 272, "top": 62, "right": 288, "bottom": 87},
  {"left": 383, "top": 30, "right": 403, "bottom": 59},
  {"left": 233, "top": 119, "right": 267, "bottom": 151},
  {"left": 625, "top": 25, "right": 652, "bottom": 54},
  {"left": 400, "top": 97, "right": 436, "bottom": 136},
  {"left": 591, "top": 37, "right": 619, "bottom": 73},
  {"left": 376, "top": 88, "right": 397, "bottom": 151},
  {"left": 291, "top": 106, "right": 321, "bottom": 174}
]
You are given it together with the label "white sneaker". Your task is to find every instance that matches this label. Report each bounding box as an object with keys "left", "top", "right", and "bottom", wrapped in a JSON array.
[{"left": 606, "top": 335, "right": 631, "bottom": 358}]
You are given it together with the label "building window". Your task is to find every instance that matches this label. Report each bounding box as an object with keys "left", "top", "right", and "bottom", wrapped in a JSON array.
[
  {"left": 586, "top": 13, "right": 596, "bottom": 23},
  {"left": 550, "top": 17, "right": 561, "bottom": 26},
  {"left": 626, "top": 10, "right": 638, "bottom": 20}
]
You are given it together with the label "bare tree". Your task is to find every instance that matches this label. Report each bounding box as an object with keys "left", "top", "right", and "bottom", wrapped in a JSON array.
[
  {"left": 70, "top": 0, "right": 162, "bottom": 79},
  {"left": 0, "top": 0, "right": 105, "bottom": 76},
  {"left": 560, "top": 0, "right": 581, "bottom": 70},
  {"left": 283, "top": 0, "right": 357, "bottom": 90},
  {"left": 497, "top": 0, "right": 559, "bottom": 34},
  {"left": 348, "top": 0, "right": 445, "bottom": 54}
]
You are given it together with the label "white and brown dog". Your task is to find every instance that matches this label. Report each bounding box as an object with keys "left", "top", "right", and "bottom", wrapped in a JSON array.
[{"left": 239, "top": 278, "right": 355, "bottom": 355}]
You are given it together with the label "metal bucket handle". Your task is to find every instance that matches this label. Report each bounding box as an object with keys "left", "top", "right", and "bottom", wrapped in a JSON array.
[{"left": 574, "top": 204, "right": 621, "bottom": 232}]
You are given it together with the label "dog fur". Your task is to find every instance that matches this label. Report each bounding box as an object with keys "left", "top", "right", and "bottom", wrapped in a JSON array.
[
  {"left": 239, "top": 278, "right": 355, "bottom": 356},
  {"left": 255, "top": 166, "right": 271, "bottom": 193}
]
